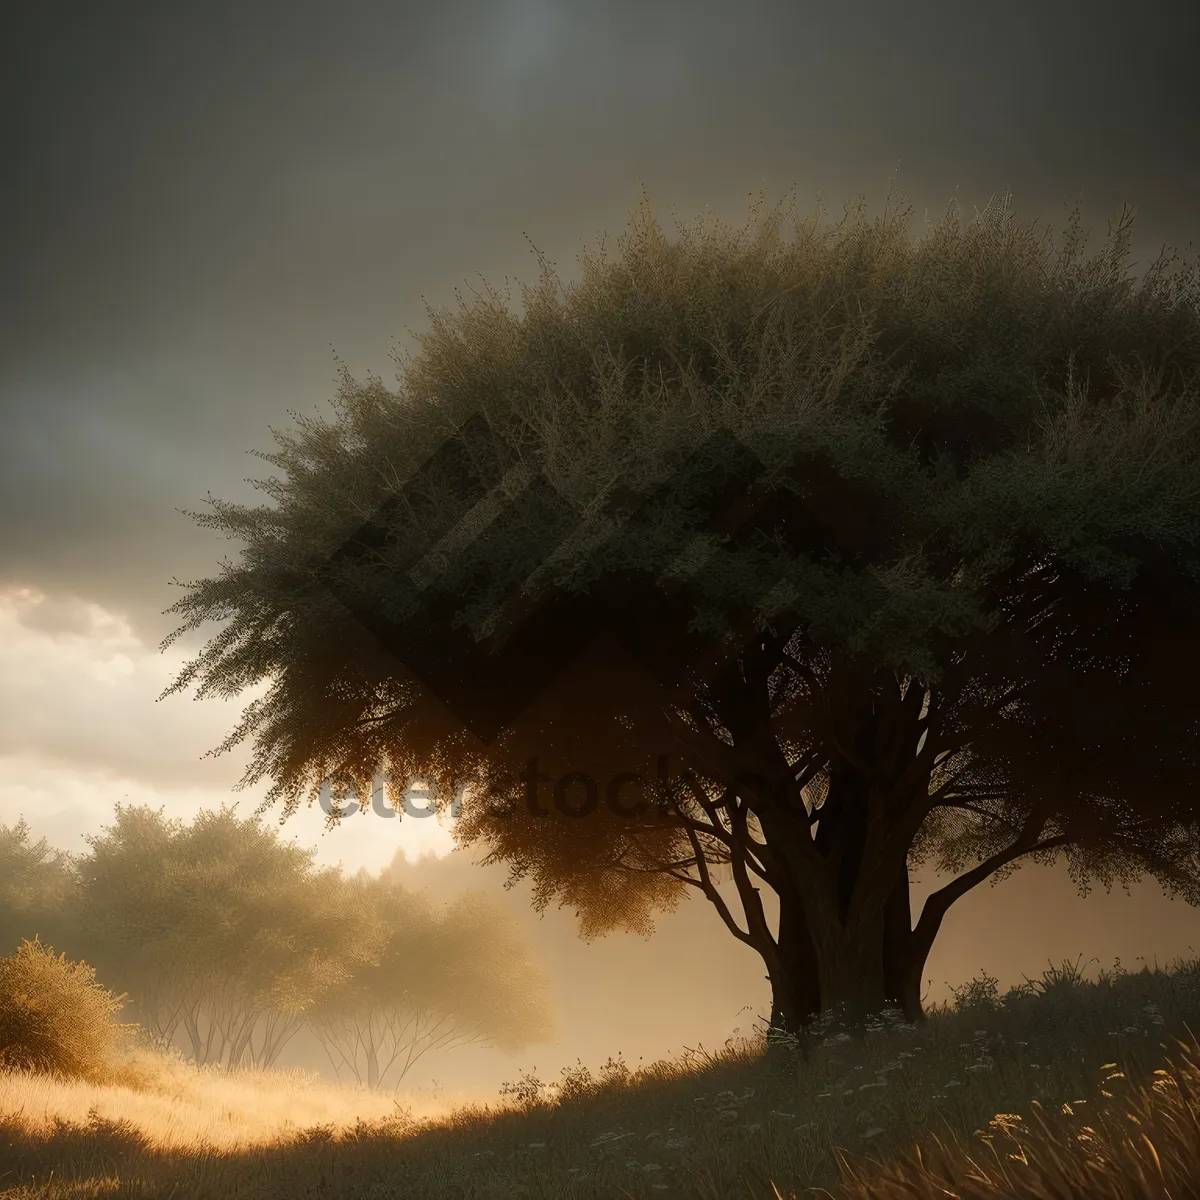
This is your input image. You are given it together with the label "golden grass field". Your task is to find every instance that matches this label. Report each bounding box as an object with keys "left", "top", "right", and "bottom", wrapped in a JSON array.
[{"left": 3, "top": 952, "right": 1200, "bottom": 1198}]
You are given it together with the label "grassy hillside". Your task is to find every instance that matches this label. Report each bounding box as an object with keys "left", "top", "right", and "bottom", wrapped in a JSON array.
[{"left": 2, "top": 952, "right": 1200, "bottom": 1198}]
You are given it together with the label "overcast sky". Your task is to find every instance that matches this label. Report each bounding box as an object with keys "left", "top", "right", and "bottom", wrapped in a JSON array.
[{"left": 2, "top": 0, "right": 1199, "bottom": 1096}]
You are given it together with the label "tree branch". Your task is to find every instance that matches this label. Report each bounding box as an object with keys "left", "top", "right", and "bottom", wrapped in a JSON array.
[
  {"left": 910, "top": 796, "right": 1072, "bottom": 965},
  {"left": 679, "top": 818, "right": 754, "bottom": 946},
  {"left": 727, "top": 799, "right": 775, "bottom": 951}
]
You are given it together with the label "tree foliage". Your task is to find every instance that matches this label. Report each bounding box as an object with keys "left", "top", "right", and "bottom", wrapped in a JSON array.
[
  {"left": 75, "top": 804, "right": 368, "bottom": 1068},
  {"left": 0, "top": 821, "right": 79, "bottom": 957}
]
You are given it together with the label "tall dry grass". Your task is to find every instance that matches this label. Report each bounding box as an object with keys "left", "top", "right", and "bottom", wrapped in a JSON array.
[
  {"left": 0, "top": 1045, "right": 474, "bottom": 1155},
  {"left": 805, "top": 1035, "right": 1200, "bottom": 1199},
  {"left": 3, "top": 951, "right": 1200, "bottom": 1198}
]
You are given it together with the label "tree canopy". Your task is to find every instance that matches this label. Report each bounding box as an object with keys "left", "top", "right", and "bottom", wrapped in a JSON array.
[
  {"left": 77, "top": 804, "right": 364, "bottom": 1068},
  {"left": 0, "top": 821, "right": 78, "bottom": 958},
  {"left": 160, "top": 182, "right": 1200, "bottom": 1036}
]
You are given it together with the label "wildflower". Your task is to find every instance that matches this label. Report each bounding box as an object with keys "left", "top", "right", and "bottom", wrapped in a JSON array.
[
  {"left": 591, "top": 1131, "right": 636, "bottom": 1148},
  {"left": 988, "top": 1113, "right": 1026, "bottom": 1132}
]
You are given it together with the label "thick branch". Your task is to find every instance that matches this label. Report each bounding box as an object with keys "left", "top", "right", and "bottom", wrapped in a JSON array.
[
  {"left": 727, "top": 799, "right": 776, "bottom": 953},
  {"left": 910, "top": 797, "right": 1072, "bottom": 965},
  {"left": 679, "top": 819, "right": 754, "bottom": 946}
]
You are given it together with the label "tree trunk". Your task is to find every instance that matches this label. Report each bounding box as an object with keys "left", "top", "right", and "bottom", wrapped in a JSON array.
[
  {"left": 704, "top": 657, "right": 935, "bottom": 1048},
  {"left": 764, "top": 883, "right": 821, "bottom": 1053},
  {"left": 799, "top": 760, "right": 894, "bottom": 1030},
  {"left": 756, "top": 764, "right": 925, "bottom": 1037},
  {"left": 810, "top": 916, "right": 888, "bottom": 1030},
  {"left": 758, "top": 858, "right": 926, "bottom": 1051},
  {"left": 882, "top": 862, "right": 927, "bottom": 1025}
]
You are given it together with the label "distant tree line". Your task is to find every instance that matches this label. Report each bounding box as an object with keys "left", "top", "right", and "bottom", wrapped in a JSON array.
[{"left": 0, "top": 807, "right": 553, "bottom": 1087}]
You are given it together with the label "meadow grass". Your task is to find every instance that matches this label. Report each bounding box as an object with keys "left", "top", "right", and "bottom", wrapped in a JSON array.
[{"left": 3, "top": 951, "right": 1200, "bottom": 1198}]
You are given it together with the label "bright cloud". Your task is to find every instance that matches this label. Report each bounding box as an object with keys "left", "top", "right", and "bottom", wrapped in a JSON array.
[{"left": 0, "top": 585, "right": 456, "bottom": 873}]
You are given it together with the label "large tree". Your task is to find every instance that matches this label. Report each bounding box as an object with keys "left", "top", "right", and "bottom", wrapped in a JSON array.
[{"left": 161, "top": 183, "right": 1200, "bottom": 1040}]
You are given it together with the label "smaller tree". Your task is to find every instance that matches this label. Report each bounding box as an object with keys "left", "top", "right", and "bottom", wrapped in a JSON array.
[
  {"left": 76, "top": 804, "right": 371, "bottom": 1069},
  {"left": 75, "top": 805, "right": 193, "bottom": 1052},
  {"left": 0, "top": 821, "right": 79, "bottom": 957},
  {"left": 309, "top": 875, "right": 554, "bottom": 1090}
]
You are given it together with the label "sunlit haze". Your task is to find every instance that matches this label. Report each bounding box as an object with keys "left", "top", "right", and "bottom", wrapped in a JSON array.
[{"left": 3, "top": 0, "right": 1198, "bottom": 1107}]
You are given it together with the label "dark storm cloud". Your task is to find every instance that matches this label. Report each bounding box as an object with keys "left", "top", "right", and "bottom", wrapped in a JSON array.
[{"left": 2, "top": 0, "right": 1197, "bottom": 642}]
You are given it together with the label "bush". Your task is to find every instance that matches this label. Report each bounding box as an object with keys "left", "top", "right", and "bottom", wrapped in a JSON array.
[
  {"left": 948, "top": 968, "right": 1004, "bottom": 1014},
  {"left": 0, "top": 938, "right": 131, "bottom": 1082}
]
